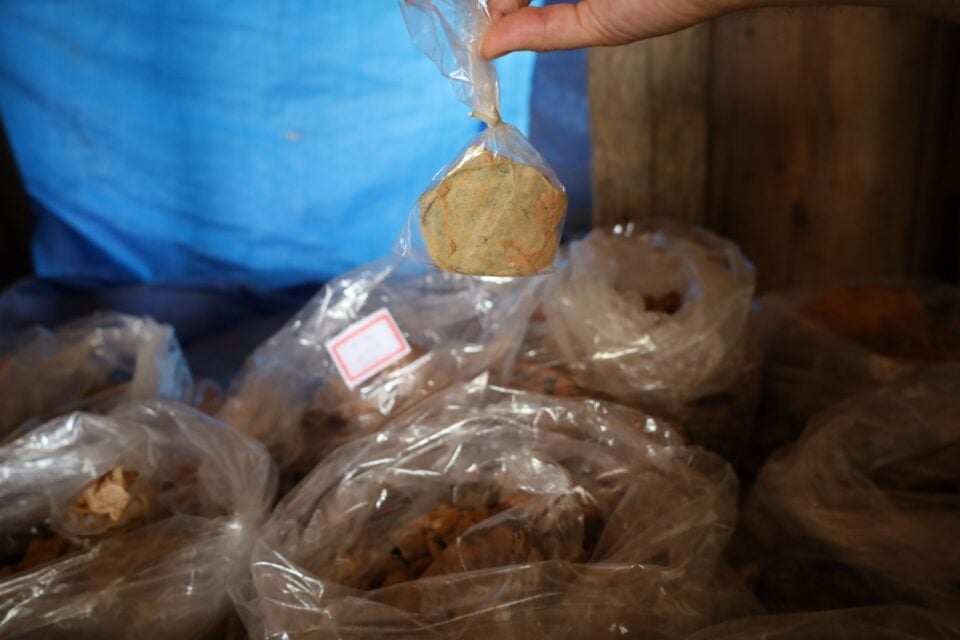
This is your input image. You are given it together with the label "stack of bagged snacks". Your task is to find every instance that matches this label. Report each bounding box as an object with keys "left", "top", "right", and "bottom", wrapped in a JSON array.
[
  {"left": 686, "top": 606, "right": 960, "bottom": 640},
  {"left": 0, "top": 401, "right": 275, "bottom": 639},
  {"left": 240, "top": 377, "right": 758, "bottom": 640},
  {"left": 731, "top": 367, "right": 960, "bottom": 613},
  {"left": 752, "top": 282, "right": 960, "bottom": 462},
  {"left": 220, "top": 257, "right": 538, "bottom": 477},
  {"left": 0, "top": 313, "right": 193, "bottom": 441},
  {"left": 523, "top": 223, "right": 759, "bottom": 461}
]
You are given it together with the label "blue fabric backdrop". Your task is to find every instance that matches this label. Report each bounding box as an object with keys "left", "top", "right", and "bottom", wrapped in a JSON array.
[
  {"left": 0, "top": 2, "right": 536, "bottom": 287},
  {"left": 0, "top": 2, "right": 592, "bottom": 381}
]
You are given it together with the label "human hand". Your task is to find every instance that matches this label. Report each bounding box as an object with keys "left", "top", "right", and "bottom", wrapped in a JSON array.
[{"left": 483, "top": 0, "right": 740, "bottom": 58}]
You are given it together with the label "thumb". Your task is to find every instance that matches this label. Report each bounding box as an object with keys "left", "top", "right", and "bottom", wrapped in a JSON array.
[{"left": 482, "top": 3, "right": 606, "bottom": 59}]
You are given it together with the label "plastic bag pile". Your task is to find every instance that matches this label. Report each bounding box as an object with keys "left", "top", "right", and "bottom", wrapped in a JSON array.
[
  {"left": 0, "top": 313, "right": 194, "bottom": 440},
  {"left": 1, "top": 1, "right": 959, "bottom": 638},
  {"left": 0, "top": 401, "right": 275, "bottom": 639}
]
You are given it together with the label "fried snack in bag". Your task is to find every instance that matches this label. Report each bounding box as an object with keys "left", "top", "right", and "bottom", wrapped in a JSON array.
[
  {"left": 751, "top": 282, "right": 960, "bottom": 464},
  {"left": 220, "top": 257, "right": 539, "bottom": 474},
  {"left": 397, "top": 0, "right": 567, "bottom": 276},
  {"left": 0, "top": 313, "right": 193, "bottom": 440},
  {"left": 685, "top": 606, "right": 960, "bottom": 640},
  {"left": 241, "top": 377, "right": 758, "bottom": 640},
  {"left": 541, "top": 223, "right": 759, "bottom": 461},
  {"left": 733, "top": 367, "right": 960, "bottom": 613},
  {"left": 0, "top": 401, "right": 276, "bottom": 639}
]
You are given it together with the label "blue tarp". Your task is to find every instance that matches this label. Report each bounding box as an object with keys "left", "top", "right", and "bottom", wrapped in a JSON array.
[
  {"left": 0, "top": 2, "right": 592, "bottom": 383},
  {"left": 0, "top": 2, "right": 537, "bottom": 287}
]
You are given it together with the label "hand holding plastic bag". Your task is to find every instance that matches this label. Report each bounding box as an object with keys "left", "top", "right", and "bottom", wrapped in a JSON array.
[
  {"left": 0, "top": 401, "right": 276, "bottom": 639},
  {"left": 242, "top": 378, "right": 756, "bottom": 639},
  {"left": 397, "top": 0, "right": 567, "bottom": 276}
]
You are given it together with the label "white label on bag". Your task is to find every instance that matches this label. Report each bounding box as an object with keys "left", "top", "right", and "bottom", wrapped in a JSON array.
[{"left": 325, "top": 308, "right": 412, "bottom": 390}]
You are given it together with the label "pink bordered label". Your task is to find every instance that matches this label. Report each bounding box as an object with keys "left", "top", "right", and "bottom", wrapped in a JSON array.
[{"left": 325, "top": 308, "right": 412, "bottom": 390}]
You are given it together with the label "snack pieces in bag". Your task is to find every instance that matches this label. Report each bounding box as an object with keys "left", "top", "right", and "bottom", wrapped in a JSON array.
[
  {"left": 241, "top": 377, "right": 759, "bottom": 640},
  {"left": 539, "top": 222, "right": 759, "bottom": 461},
  {"left": 398, "top": 0, "right": 567, "bottom": 276},
  {"left": 686, "top": 606, "right": 960, "bottom": 640},
  {"left": 0, "top": 400, "right": 276, "bottom": 639},
  {"left": 733, "top": 367, "right": 960, "bottom": 613},
  {"left": 750, "top": 282, "right": 960, "bottom": 464},
  {"left": 0, "top": 313, "right": 193, "bottom": 440},
  {"left": 219, "top": 257, "right": 539, "bottom": 475},
  {"left": 505, "top": 265, "right": 594, "bottom": 399}
]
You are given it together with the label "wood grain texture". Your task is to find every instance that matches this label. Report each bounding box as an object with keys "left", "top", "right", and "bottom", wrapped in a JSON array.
[
  {"left": 589, "top": 24, "right": 710, "bottom": 228},
  {"left": 709, "top": 7, "right": 957, "bottom": 290},
  {"left": 588, "top": 7, "right": 959, "bottom": 290}
]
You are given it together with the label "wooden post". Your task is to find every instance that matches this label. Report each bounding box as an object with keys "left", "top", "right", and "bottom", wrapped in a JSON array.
[
  {"left": 589, "top": 24, "right": 711, "bottom": 228},
  {"left": 589, "top": 8, "right": 959, "bottom": 290}
]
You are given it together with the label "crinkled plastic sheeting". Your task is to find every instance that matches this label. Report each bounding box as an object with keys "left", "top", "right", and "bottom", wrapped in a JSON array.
[
  {"left": 220, "top": 257, "right": 539, "bottom": 473},
  {"left": 0, "top": 313, "right": 193, "bottom": 440},
  {"left": 397, "top": 0, "right": 567, "bottom": 276},
  {"left": 0, "top": 401, "right": 276, "bottom": 639},
  {"left": 685, "top": 606, "right": 960, "bottom": 640},
  {"left": 541, "top": 223, "right": 759, "bottom": 460},
  {"left": 751, "top": 282, "right": 960, "bottom": 463},
  {"left": 736, "top": 367, "right": 960, "bottom": 612},
  {"left": 242, "top": 377, "right": 757, "bottom": 639}
]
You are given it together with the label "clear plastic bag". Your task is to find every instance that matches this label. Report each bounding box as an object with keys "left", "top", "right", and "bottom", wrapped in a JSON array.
[
  {"left": 736, "top": 367, "right": 960, "bottom": 612},
  {"left": 241, "top": 377, "right": 758, "bottom": 639},
  {"left": 685, "top": 606, "right": 960, "bottom": 640},
  {"left": 540, "top": 222, "right": 759, "bottom": 460},
  {"left": 750, "top": 282, "right": 960, "bottom": 465},
  {"left": 0, "top": 313, "right": 193, "bottom": 440},
  {"left": 0, "top": 400, "right": 276, "bottom": 639},
  {"left": 220, "top": 257, "right": 540, "bottom": 473},
  {"left": 396, "top": 0, "right": 567, "bottom": 276}
]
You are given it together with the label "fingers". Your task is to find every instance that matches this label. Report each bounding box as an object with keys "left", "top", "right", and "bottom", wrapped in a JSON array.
[
  {"left": 482, "top": 3, "right": 606, "bottom": 59},
  {"left": 487, "top": 0, "right": 533, "bottom": 23}
]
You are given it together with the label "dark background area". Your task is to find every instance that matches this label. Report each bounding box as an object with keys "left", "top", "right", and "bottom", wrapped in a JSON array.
[{"left": 0, "top": 122, "right": 31, "bottom": 289}]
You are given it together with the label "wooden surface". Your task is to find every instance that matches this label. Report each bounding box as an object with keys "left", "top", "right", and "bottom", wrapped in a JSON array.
[
  {"left": 589, "top": 24, "right": 710, "bottom": 228},
  {"left": 589, "top": 7, "right": 959, "bottom": 290}
]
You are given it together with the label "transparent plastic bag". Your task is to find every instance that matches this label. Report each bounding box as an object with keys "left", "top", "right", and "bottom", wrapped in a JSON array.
[
  {"left": 0, "top": 313, "right": 193, "bottom": 440},
  {"left": 750, "top": 281, "right": 960, "bottom": 465},
  {"left": 0, "top": 400, "right": 276, "bottom": 639},
  {"left": 735, "top": 367, "right": 960, "bottom": 612},
  {"left": 397, "top": 0, "right": 567, "bottom": 276},
  {"left": 685, "top": 606, "right": 960, "bottom": 640},
  {"left": 220, "top": 256, "right": 540, "bottom": 473},
  {"left": 242, "top": 377, "right": 758, "bottom": 639},
  {"left": 540, "top": 222, "right": 759, "bottom": 460}
]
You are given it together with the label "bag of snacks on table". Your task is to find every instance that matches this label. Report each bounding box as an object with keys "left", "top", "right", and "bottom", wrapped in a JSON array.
[
  {"left": 220, "top": 257, "right": 539, "bottom": 475},
  {"left": 751, "top": 281, "right": 960, "bottom": 462},
  {"left": 0, "top": 313, "right": 193, "bottom": 440},
  {"left": 240, "top": 377, "right": 757, "bottom": 640},
  {"left": 685, "top": 606, "right": 960, "bottom": 640},
  {"left": 396, "top": 0, "right": 567, "bottom": 276},
  {"left": 0, "top": 400, "right": 276, "bottom": 639},
  {"left": 538, "top": 222, "right": 759, "bottom": 461},
  {"left": 732, "top": 367, "right": 960, "bottom": 613}
]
